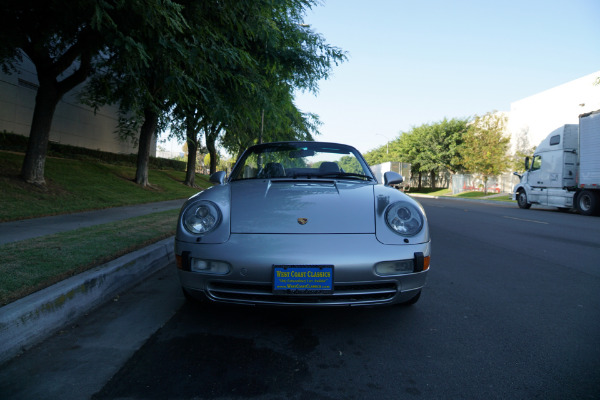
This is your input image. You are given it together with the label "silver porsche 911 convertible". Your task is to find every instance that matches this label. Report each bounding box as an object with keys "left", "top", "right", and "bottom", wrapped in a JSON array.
[{"left": 175, "top": 141, "right": 430, "bottom": 306}]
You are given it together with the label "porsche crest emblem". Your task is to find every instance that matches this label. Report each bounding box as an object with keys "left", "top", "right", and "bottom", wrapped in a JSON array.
[{"left": 297, "top": 218, "right": 308, "bottom": 225}]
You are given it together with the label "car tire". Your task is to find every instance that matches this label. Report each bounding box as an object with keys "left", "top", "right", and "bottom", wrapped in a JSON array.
[
  {"left": 400, "top": 289, "right": 421, "bottom": 306},
  {"left": 576, "top": 190, "right": 599, "bottom": 216},
  {"left": 517, "top": 189, "right": 531, "bottom": 209}
]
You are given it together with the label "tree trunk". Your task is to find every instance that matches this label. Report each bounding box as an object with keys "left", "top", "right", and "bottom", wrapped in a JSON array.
[
  {"left": 184, "top": 123, "right": 198, "bottom": 187},
  {"left": 430, "top": 170, "right": 436, "bottom": 189},
  {"left": 204, "top": 124, "right": 221, "bottom": 175},
  {"left": 418, "top": 172, "right": 422, "bottom": 189},
  {"left": 135, "top": 107, "right": 158, "bottom": 186},
  {"left": 20, "top": 80, "right": 60, "bottom": 185},
  {"left": 19, "top": 38, "right": 93, "bottom": 186},
  {"left": 206, "top": 136, "right": 218, "bottom": 175}
]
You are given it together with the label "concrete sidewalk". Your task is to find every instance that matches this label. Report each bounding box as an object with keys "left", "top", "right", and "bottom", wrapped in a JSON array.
[
  {"left": 0, "top": 199, "right": 186, "bottom": 245},
  {"left": 0, "top": 199, "right": 188, "bottom": 365}
]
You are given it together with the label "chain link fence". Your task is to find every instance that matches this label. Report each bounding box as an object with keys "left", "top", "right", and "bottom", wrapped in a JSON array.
[{"left": 451, "top": 173, "right": 520, "bottom": 195}]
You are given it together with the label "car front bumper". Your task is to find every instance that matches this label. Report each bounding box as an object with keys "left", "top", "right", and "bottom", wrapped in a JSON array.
[{"left": 175, "top": 233, "right": 430, "bottom": 307}]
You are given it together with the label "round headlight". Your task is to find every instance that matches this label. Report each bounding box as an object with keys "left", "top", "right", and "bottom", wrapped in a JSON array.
[
  {"left": 385, "top": 201, "right": 424, "bottom": 236},
  {"left": 183, "top": 201, "right": 221, "bottom": 234}
]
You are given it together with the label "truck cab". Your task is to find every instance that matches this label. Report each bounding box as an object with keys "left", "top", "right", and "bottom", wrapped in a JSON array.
[{"left": 513, "top": 124, "right": 578, "bottom": 209}]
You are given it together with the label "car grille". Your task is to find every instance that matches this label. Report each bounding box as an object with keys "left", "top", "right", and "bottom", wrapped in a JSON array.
[{"left": 206, "top": 281, "right": 397, "bottom": 305}]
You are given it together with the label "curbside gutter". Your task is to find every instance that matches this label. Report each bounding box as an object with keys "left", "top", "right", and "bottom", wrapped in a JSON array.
[{"left": 0, "top": 237, "right": 175, "bottom": 366}]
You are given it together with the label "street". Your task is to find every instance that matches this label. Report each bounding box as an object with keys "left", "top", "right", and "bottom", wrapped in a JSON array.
[{"left": 1, "top": 198, "right": 599, "bottom": 399}]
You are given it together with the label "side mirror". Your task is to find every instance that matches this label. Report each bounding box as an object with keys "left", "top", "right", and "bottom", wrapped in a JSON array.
[
  {"left": 384, "top": 171, "right": 403, "bottom": 187},
  {"left": 513, "top": 171, "right": 522, "bottom": 179},
  {"left": 524, "top": 157, "right": 530, "bottom": 171},
  {"left": 209, "top": 171, "right": 227, "bottom": 185}
]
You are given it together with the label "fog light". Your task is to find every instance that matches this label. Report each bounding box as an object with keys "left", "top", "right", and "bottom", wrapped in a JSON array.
[
  {"left": 190, "top": 259, "right": 231, "bottom": 275},
  {"left": 375, "top": 260, "right": 414, "bottom": 276}
]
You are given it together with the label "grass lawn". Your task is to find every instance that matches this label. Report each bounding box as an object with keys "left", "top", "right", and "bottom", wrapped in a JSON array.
[
  {"left": 0, "top": 151, "right": 209, "bottom": 221},
  {"left": 454, "top": 191, "right": 514, "bottom": 201},
  {"left": 0, "top": 150, "right": 213, "bottom": 305},
  {"left": 409, "top": 188, "right": 452, "bottom": 196},
  {"left": 410, "top": 188, "right": 514, "bottom": 202},
  {"left": 0, "top": 210, "right": 179, "bottom": 306}
]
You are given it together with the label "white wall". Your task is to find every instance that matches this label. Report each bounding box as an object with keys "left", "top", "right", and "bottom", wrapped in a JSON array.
[
  {"left": 0, "top": 58, "right": 154, "bottom": 156},
  {"left": 508, "top": 71, "right": 600, "bottom": 151}
]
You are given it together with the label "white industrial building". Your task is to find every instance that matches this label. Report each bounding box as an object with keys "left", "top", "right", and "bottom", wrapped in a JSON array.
[
  {"left": 0, "top": 58, "right": 154, "bottom": 155},
  {"left": 507, "top": 70, "right": 600, "bottom": 151},
  {"left": 452, "top": 71, "right": 600, "bottom": 195}
]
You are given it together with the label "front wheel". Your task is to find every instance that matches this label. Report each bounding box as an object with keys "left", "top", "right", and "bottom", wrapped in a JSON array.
[
  {"left": 517, "top": 189, "right": 531, "bottom": 209},
  {"left": 576, "top": 190, "right": 599, "bottom": 216}
]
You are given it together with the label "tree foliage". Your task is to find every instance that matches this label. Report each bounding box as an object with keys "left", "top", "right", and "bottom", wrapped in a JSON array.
[
  {"left": 364, "top": 118, "right": 468, "bottom": 188},
  {"left": 189, "top": 0, "right": 343, "bottom": 174},
  {"left": 510, "top": 128, "right": 536, "bottom": 173},
  {"left": 93, "top": 0, "right": 344, "bottom": 181},
  {"left": 460, "top": 112, "right": 511, "bottom": 193},
  {"left": 1, "top": 0, "right": 106, "bottom": 184},
  {"left": 0, "top": 0, "right": 188, "bottom": 185},
  {"left": 2, "top": 0, "right": 345, "bottom": 186}
]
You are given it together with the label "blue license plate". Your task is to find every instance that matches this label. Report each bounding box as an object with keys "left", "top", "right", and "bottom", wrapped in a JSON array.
[{"left": 272, "top": 265, "right": 334, "bottom": 294}]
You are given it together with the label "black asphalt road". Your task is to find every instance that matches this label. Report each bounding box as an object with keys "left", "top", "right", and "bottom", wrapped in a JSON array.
[{"left": 2, "top": 197, "right": 599, "bottom": 399}]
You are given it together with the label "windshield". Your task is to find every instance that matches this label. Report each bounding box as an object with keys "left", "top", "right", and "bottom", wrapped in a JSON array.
[{"left": 230, "top": 142, "right": 374, "bottom": 182}]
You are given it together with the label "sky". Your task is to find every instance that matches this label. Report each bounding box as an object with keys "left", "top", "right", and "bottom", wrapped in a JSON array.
[{"left": 292, "top": 0, "right": 600, "bottom": 154}]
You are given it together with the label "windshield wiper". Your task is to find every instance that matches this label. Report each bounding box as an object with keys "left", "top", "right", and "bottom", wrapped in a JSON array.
[{"left": 316, "top": 172, "right": 374, "bottom": 181}]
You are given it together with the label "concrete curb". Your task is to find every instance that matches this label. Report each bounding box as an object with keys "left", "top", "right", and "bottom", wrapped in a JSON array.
[{"left": 0, "top": 237, "right": 175, "bottom": 365}]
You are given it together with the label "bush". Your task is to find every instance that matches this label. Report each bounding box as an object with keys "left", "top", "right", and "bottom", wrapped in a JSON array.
[{"left": 0, "top": 131, "right": 186, "bottom": 171}]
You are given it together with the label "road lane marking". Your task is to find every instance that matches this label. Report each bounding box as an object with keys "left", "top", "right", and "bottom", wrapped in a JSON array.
[{"left": 503, "top": 216, "right": 549, "bottom": 224}]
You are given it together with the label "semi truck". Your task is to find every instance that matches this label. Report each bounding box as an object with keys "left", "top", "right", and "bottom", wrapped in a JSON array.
[{"left": 512, "top": 110, "right": 600, "bottom": 215}]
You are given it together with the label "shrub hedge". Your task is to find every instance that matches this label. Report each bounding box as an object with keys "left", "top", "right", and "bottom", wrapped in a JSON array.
[{"left": 0, "top": 131, "right": 186, "bottom": 171}]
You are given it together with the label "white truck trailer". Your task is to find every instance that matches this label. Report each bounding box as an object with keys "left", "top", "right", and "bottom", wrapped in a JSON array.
[
  {"left": 370, "top": 161, "right": 411, "bottom": 191},
  {"left": 512, "top": 110, "right": 600, "bottom": 215}
]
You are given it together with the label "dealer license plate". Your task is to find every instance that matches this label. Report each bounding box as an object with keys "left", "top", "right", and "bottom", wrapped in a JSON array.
[{"left": 272, "top": 265, "right": 334, "bottom": 294}]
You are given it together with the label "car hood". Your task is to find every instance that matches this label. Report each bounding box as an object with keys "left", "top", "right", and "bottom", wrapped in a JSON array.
[{"left": 230, "top": 180, "right": 375, "bottom": 234}]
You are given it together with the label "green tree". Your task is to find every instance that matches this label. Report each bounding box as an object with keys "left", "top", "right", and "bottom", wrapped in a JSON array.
[
  {"left": 364, "top": 118, "right": 468, "bottom": 189},
  {"left": 461, "top": 112, "right": 511, "bottom": 194},
  {"left": 363, "top": 143, "right": 392, "bottom": 165},
  {"left": 83, "top": 1, "right": 193, "bottom": 186},
  {"left": 0, "top": 0, "right": 183, "bottom": 186},
  {"left": 165, "top": 0, "right": 344, "bottom": 177},
  {"left": 204, "top": 153, "right": 219, "bottom": 171},
  {"left": 165, "top": 0, "right": 262, "bottom": 180},
  {"left": 412, "top": 118, "right": 468, "bottom": 189},
  {"left": 213, "top": 1, "right": 344, "bottom": 172},
  {"left": 510, "top": 128, "right": 536, "bottom": 173},
  {"left": 338, "top": 155, "right": 362, "bottom": 174},
  {"left": 396, "top": 127, "right": 428, "bottom": 189}
]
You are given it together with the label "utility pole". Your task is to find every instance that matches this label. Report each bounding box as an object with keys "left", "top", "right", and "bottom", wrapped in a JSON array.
[{"left": 376, "top": 133, "right": 389, "bottom": 154}]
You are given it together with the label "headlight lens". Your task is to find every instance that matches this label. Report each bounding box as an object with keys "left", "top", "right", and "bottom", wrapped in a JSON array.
[
  {"left": 183, "top": 201, "right": 221, "bottom": 234},
  {"left": 385, "top": 201, "right": 424, "bottom": 236}
]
